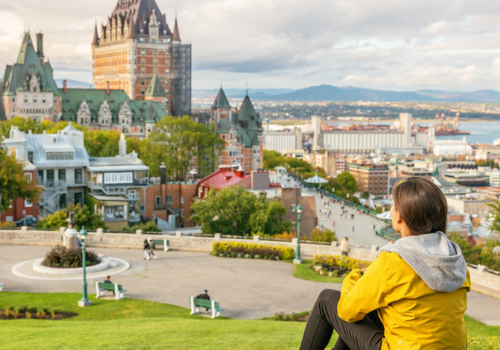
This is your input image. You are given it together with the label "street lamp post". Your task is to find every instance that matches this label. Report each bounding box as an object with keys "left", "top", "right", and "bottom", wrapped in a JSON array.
[
  {"left": 293, "top": 204, "right": 303, "bottom": 264},
  {"left": 78, "top": 226, "right": 92, "bottom": 307}
]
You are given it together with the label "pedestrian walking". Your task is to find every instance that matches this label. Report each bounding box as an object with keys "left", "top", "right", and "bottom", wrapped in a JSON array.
[
  {"left": 373, "top": 224, "right": 376, "bottom": 231},
  {"left": 352, "top": 226, "right": 355, "bottom": 232},
  {"left": 340, "top": 237, "right": 349, "bottom": 257},
  {"left": 147, "top": 237, "right": 157, "bottom": 260},
  {"left": 143, "top": 239, "right": 151, "bottom": 260},
  {"left": 333, "top": 221, "right": 335, "bottom": 227}
]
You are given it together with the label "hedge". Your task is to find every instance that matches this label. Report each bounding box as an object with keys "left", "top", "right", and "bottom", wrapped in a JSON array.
[
  {"left": 212, "top": 242, "right": 295, "bottom": 260},
  {"left": 313, "top": 254, "right": 371, "bottom": 271}
]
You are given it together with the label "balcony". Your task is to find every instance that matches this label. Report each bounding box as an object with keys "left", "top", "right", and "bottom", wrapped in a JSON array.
[{"left": 154, "top": 203, "right": 168, "bottom": 211}]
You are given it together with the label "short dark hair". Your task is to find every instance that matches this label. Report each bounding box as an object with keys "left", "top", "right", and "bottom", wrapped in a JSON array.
[{"left": 392, "top": 177, "right": 448, "bottom": 236}]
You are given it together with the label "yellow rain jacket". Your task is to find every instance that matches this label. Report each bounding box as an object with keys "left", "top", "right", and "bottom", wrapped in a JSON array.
[{"left": 338, "top": 251, "right": 471, "bottom": 350}]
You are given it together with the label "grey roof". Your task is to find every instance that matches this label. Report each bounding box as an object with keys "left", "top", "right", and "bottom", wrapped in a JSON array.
[
  {"left": 89, "top": 153, "right": 149, "bottom": 172},
  {"left": 25, "top": 128, "right": 89, "bottom": 168}
]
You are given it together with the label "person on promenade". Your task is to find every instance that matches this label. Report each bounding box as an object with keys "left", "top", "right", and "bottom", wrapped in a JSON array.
[
  {"left": 299, "top": 177, "right": 470, "bottom": 350},
  {"left": 143, "top": 239, "right": 151, "bottom": 260},
  {"left": 103, "top": 275, "right": 115, "bottom": 296},
  {"left": 147, "top": 237, "right": 157, "bottom": 260},
  {"left": 340, "top": 237, "right": 349, "bottom": 257},
  {"left": 196, "top": 290, "right": 211, "bottom": 312}
]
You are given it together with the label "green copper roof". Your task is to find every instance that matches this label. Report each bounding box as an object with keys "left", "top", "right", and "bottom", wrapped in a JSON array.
[
  {"left": 145, "top": 73, "right": 166, "bottom": 97},
  {"left": 212, "top": 88, "right": 231, "bottom": 109},
  {"left": 2, "top": 32, "right": 59, "bottom": 96},
  {"left": 217, "top": 94, "right": 263, "bottom": 148},
  {"left": 60, "top": 88, "right": 167, "bottom": 123}
]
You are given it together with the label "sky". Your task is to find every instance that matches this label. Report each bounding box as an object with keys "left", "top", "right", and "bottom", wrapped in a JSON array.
[{"left": 2, "top": 0, "right": 500, "bottom": 91}]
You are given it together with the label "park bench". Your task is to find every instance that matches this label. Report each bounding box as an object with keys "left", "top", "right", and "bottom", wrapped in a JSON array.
[
  {"left": 189, "top": 296, "right": 225, "bottom": 319},
  {"left": 0, "top": 283, "right": 5, "bottom": 292},
  {"left": 152, "top": 239, "right": 170, "bottom": 252},
  {"left": 95, "top": 281, "right": 127, "bottom": 300}
]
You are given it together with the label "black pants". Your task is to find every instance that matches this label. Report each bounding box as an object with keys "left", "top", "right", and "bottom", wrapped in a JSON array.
[{"left": 300, "top": 289, "right": 384, "bottom": 350}]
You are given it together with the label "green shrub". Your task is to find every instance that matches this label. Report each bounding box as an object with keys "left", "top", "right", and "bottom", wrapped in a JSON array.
[
  {"left": 41, "top": 246, "right": 100, "bottom": 268},
  {"left": 27, "top": 307, "right": 37, "bottom": 314},
  {"left": 313, "top": 254, "right": 370, "bottom": 271},
  {"left": 309, "top": 229, "right": 336, "bottom": 243},
  {"left": 212, "top": 242, "right": 294, "bottom": 260}
]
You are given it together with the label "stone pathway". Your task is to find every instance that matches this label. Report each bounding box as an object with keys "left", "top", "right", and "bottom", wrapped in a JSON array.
[{"left": 1, "top": 245, "right": 499, "bottom": 325}]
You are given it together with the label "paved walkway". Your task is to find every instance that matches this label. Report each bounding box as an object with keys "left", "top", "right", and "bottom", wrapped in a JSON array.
[
  {"left": 274, "top": 174, "right": 389, "bottom": 247},
  {"left": 1, "top": 245, "right": 499, "bottom": 324}
]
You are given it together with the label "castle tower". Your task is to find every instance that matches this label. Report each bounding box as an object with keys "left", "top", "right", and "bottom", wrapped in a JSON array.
[{"left": 92, "top": 0, "right": 191, "bottom": 116}]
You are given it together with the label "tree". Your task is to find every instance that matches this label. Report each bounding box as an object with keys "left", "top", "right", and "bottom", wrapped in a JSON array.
[
  {"left": 83, "top": 129, "right": 122, "bottom": 157},
  {"left": 36, "top": 204, "right": 108, "bottom": 230},
  {"left": 122, "top": 221, "right": 158, "bottom": 233},
  {"left": 488, "top": 202, "right": 500, "bottom": 236},
  {"left": 447, "top": 232, "right": 472, "bottom": 259},
  {"left": 361, "top": 191, "right": 370, "bottom": 199},
  {"left": 141, "top": 116, "right": 225, "bottom": 178},
  {"left": 191, "top": 186, "right": 291, "bottom": 236},
  {"left": 325, "top": 178, "right": 343, "bottom": 193},
  {"left": 263, "top": 150, "right": 285, "bottom": 170},
  {"left": 337, "top": 172, "right": 359, "bottom": 193},
  {"left": 0, "top": 148, "right": 41, "bottom": 212}
]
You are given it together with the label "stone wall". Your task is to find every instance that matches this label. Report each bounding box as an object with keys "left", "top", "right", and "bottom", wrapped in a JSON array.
[{"left": 1, "top": 228, "right": 499, "bottom": 293}]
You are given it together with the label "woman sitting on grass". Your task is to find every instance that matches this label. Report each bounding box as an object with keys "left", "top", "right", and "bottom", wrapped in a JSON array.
[{"left": 299, "top": 177, "right": 470, "bottom": 350}]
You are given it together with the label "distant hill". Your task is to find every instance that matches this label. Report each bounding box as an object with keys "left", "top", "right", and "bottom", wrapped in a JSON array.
[
  {"left": 55, "top": 79, "right": 93, "bottom": 89},
  {"left": 193, "top": 88, "right": 294, "bottom": 99},
  {"left": 265, "top": 85, "right": 439, "bottom": 102},
  {"left": 195, "top": 85, "right": 500, "bottom": 103}
]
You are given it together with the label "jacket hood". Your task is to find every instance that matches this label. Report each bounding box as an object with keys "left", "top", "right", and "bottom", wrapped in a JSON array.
[{"left": 378, "top": 232, "right": 467, "bottom": 293}]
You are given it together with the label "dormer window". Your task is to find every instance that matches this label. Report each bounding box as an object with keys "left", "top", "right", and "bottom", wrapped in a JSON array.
[
  {"left": 124, "top": 107, "right": 128, "bottom": 113},
  {"left": 103, "top": 107, "right": 107, "bottom": 112}
]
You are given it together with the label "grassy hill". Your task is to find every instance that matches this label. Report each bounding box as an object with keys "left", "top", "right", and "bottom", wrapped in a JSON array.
[{"left": 0, "top": 292, "right": 498, "bottom": 349}]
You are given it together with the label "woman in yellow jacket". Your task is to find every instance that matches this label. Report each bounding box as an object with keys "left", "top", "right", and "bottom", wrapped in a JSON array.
[{"left": 299, "top": 177, "right": 470, "bottom": 350}]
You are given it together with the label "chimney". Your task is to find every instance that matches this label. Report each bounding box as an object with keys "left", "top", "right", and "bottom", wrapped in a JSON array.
[
  {"left": 36, "top": 32, "right": 44, "bottom": 64},
  {"left": 119, "top": 133, "right": 127, "bottom": 157},
  {"left": 160, "top": 162, "right": 167, "bottom": 185},
  {"left": 106, "top": 81, "right": 111, "bottom": 94},
  {"left": 63, "top": 80, "right": 68, "bottom": 94}
]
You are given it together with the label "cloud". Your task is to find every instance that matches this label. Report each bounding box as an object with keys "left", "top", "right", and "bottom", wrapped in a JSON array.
[{"left": 2, "top": 0, "right": 500, "bottom": 91}]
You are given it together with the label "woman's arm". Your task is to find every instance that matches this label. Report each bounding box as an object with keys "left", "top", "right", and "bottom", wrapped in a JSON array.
[{"left": 338, "top": 252, "right": 401, "bottom": 323}]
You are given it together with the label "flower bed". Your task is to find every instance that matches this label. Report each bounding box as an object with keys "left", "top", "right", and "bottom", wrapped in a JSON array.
[
  {"left": 41, "top": 246, "right": 100, "bottom": 268},
  {"left": 212, "top": 241, "right": 294, "bottom": 261},
  {"left": 312, "top": 254, "right": 371, "bottom": 277},
  {"left": 0, "top": 306, "right": 77, "bottom": 320}
]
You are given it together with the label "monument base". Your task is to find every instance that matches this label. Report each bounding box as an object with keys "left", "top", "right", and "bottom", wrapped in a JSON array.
[
  {"left": 293, "top": 258, "right": 302, "bottom": 264},
  {"left": 78, "top": 299, "right": 92, "bottom": 307}
]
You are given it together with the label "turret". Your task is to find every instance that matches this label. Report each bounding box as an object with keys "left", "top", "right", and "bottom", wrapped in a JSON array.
[
  {"left": 36, "top": 32, "right": 44, "bottom": 64},
  {"left": 92, "top": 24, "right": 100, "bottom": 46},
  {"left": 172, "top": 16, "right": 181, "bottom": 42}
]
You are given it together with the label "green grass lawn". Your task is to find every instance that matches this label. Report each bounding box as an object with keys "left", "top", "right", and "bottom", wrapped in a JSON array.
[
  {"left": 0, "top": 292, "right": 336, "bottom": 349},
  {"left": 291, "top": 259, "right": 345, "bottom": 283}
]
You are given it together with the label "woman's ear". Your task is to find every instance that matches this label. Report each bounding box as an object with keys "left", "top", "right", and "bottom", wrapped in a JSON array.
[{"left": 396, "top": 211, "right": 403, "bottom": 224}]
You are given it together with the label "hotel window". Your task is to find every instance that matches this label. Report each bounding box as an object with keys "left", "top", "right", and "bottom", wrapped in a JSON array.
[
  {"left": 25, "top": 173, "right": 32, "bottom": 183},
  {"left": 59, "top": 194, "right": 66, "bottom": 209},
  {"left": 165, "top": 60, "right": 169, "bottom": 66},
  {"left": 154, "top": 51, "right": 157, "bottom": 56},
  {"left": 141, "top": 90, "right": 145, "bottom": 95},
  {"left": 153, "top": 68, "right": 157, "bottom": 74},
  {"left": 141, "top": 68, "right": 145, "bottom": 74},
  {"left": 75, "top": 169, "right": 83, "bottom": 184},
  {"left": 59, "top": 169, "right": 66, "bottom": 182},
  {"left": 38, "top": 170, "right": 43, "bottom": 182},
  {"left": 13, "top": 106, "right": 15, "bottom": 113},
  {"left": 166, "top": 196, "right": 172, "bottom": 204},
  {"left": 12, "top": 97, "right": 15, "bottom": 103},
  {"left": 47, "top": 170, "right": 54, "bottom": 182},
  {"left": 25, "top": 199, "right": 33, "bottom": 208},
  {"left": 165, "top": 69, "right": 169, "bottom": 75},
  {"left": 141, "top": 59, "right": 145, "bottom": 65},
  {"left": 154, "top": 59, "right": 157, "bottom": 66},
  {"left": 42, "top": 97, "right": 46, "bottom": 103},
  {"left": 24, "top": 96, "right": 28, "bottom": 103},
  {"left": 33, "top": 97, "right": 37, "bottom": 103},
  {"left": 155, "top": 196, "right": 161, "bottom": 205},
  {"left": 181, "top": 196, "right": 184, "bottom": 204},
  {"left": 74, "top": 193, "right": 83, "bottom": 206},
  {"left": 141, "top": 50, "right": 145, "bottom": 55}
]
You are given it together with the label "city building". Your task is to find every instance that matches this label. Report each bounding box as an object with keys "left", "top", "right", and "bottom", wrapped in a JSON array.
[
  {"left": 60, "top": 78, "right": 167, "bottom": 138},
  {"left": 86, "top": 134, "right": 150, "bottom": 228},
  {"left": 490, "top": 169, "right": 500, "bottom": 186},
  {"left": 212, "top": 89, "right": 264, "bottom": 173},
  {"left": 264, "top": 127, "right": 302, "bottom": 154},
  {"left": 144, "top": 182, "right": 198, "bottom": 229},
  {"left": 433, "top": 138, "right": 472, "bottom": 157},
  {"left": 446, "top": 193, "right": 493, "bottom": 218},
  {"left": 92, "top": 0, "right": 191, "bottom": 117},
  {"left": 348, "top": 163, "right": 390, "bottom": 197},
  {"left": 315, "top": 151, "right": 346, "bottom": 176},
  {"left": 0, "top": 32, "right": 61, "bottom": 122},
  {"left": 3, "top": 125, "right": 89, "bottom": 216},
  {"left": 0, "top": 159, "right": 39, "bottom": 224}
]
